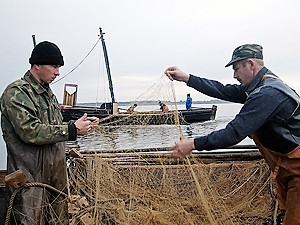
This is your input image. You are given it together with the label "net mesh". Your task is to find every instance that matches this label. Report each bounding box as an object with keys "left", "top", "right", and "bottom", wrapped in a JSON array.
[
  {"left": 64, "top": 75, "right": 276, "bottom": 224},
  {"left": 67, "top": 155, "right": 275, "bottom": 225},
  {"left": 6, "top": 75, "right": 277, "bottom": 225},
  {"left": 98, "top": 75, "right": 213, "bottom": 126}
]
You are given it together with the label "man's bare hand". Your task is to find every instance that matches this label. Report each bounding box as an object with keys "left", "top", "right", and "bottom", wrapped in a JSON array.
[
  {"left": 87, "top": 116, "right": 99, "bottom": 127},
  {"left": 169, "top": 138, "right": 195, "bottom": 158},
  {"left": 164, "top": 66, "right": 190, "bottom": 83},
  {"left": 74, "top": 113, "right": 98, "bottom": 135}
]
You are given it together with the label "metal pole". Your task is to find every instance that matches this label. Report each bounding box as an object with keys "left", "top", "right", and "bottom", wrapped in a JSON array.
[
  {"left": 32, "top": 35, "right": 36, "bottom": 47},
  {"left": 99, "top": 27, "right": 115, "bottom": 103}
]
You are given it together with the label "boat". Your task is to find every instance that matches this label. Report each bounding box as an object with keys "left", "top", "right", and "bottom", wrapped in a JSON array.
[
  {"left": 60, "top": 28, "right": 217, "bottom": 125},
  {"left": 96, "top": 106, "right": 217, "bottom": 125},
  {"left": 61, "top": 103, "right": 217, "bottom": 125}
]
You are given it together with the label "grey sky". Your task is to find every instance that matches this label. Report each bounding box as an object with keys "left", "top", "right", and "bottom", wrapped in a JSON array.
[{"left": 1, "top": 0, "right": 300, "bottom": 169}]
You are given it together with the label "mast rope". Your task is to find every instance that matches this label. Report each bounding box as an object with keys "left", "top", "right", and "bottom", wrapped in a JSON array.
[{"left": 52, "top": 37, "right": 101, "bottom": 85}]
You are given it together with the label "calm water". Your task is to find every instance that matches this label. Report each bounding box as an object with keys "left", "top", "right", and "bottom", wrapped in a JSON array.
[
  {"left": 0, "top": 103, "right": 255, "bottom": 169},
  {"left": 77, "top": 103, "right": 255, "bottom": 151},
  {"left": 0, "top": 103, "right": 253, "bottom": 169}
]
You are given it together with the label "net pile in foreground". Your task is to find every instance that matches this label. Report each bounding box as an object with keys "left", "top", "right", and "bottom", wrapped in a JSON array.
[{"left": 67, "top": 151, "right": 276, "bottom": 225}]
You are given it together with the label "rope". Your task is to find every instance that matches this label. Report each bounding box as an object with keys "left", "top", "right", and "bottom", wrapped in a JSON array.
[
  {"left": 273, "top": 200, "right": 278, "bottom": 225},
  {"left": 52, "top": 37, "right": 101, "bottom": 85},
  {"left": 5, "top": 182, "right": 68, "bottom": 225},
  {"left": 169, "top": 76, "right": 184, "bottom": 139}
]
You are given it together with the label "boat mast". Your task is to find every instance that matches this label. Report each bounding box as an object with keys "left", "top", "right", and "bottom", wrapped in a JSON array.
[
  {"left": 32, "top": 35, "right": 36, "bottom": 47},
  {"left": 99, "top": 27, "right": 116, "bottom": 103}
]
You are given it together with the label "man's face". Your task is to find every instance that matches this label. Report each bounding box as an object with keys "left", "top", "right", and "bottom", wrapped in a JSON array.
[
  {"left": 232, "top": 60, "right": 255, "bottom": 86},
  {"left": 36, "top": 65, "right": 61, "bottom": 83}
]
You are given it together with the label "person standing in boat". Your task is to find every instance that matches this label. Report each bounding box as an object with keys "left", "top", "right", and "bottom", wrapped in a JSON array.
[
  {"left": 127, "top": 103, "right": 138, "bottom": 114},
  {"left": 165, "top": 44, "right": 300, "bottom": 225},
  {"left": 159, "top": 100, "right": 169, "bottom": 112},
  {"left": 186, "top": 93, "right": 192, "bottom": 110},
  {"left": 0, "top": 41, "right": 99, "bottom": 225}
]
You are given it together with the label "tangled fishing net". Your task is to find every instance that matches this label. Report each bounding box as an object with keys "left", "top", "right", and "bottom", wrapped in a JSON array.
[
  {"left": 5, "top": 75, "right": 277, "bottom": 225},
  {"left": 64, "top": 75, "right": 276, "bottom": 225},
  {"left": 66, "top": 154, "right": 275, "bottom": 225}
]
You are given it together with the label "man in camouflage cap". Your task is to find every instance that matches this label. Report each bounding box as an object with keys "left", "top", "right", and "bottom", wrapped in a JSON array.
[
  {"left": 0, "top": 41, "right": 99, "bottom": 224},
  {"left": 164, "top": 44, "right": 300, "bottom": 224},
  {"left": 225, "top": 44, "right": 263, "bottom": 67}
]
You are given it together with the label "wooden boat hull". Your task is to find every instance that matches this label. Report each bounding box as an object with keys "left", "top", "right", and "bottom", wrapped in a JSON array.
[
  {"left": 61, "top": 106, "right": 111, "bottom": 122},
  {"left": 61, "top": 105, "right": 217, "bottom": 125}
]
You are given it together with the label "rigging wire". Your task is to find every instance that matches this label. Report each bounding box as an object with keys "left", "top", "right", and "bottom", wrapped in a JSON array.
[
  {"left": 52, "top": 37, "right": 101, "bottom": 85},
  {"left": 95, "top": 45, "right": 102, "bottom": 107},
  {"left": 95, "top": 44, "right": 108, "bottom": 107}
]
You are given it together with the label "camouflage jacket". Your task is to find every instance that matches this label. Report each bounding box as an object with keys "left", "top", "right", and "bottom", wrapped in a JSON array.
[
  {"left": 0, "top": 70, "right": 71, "bottom": 223},
  {"left": 0, "top": 70, "right": 71, "bottom": 185},
  {"left": 0, "top": 70, "right": 69, "bottom": 144}
]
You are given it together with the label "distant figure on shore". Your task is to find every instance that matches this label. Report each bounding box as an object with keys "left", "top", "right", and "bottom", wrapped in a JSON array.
[
  {"left": 158, "top": 101, "right": 169, "bottom": 112},
  {"left": 186, "top": 93, "right": 192, "bottom": 110},
  {"left": 127, "top": 103, "right": 137, "bottom": 114}
]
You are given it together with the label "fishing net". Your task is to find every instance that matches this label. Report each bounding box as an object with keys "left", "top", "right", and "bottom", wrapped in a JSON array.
[
  {"left": 4, "top": 75, "right": 277, "bottom": 225},
  {"left": 97, "top": 75, "right": 216, "bottom": 126},
  {"left": 66, "top": 154, "right": 275, "bottom": 225},
  {"left": 63, "top": 75, "right": 277, "bottom": 225}
]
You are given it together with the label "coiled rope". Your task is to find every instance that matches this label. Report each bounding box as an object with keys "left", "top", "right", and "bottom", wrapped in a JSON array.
[{"left": 5, "top": 182, "right": 68, "bottom": 225}]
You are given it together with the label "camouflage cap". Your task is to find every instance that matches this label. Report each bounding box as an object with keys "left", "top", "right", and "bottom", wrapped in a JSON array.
[{"left": 225, "top": 44, "right": 263, "bottom": 67}]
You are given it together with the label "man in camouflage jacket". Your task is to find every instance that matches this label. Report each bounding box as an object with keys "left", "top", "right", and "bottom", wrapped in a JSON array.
[{"left": 0, "top": 41, "right": 98, "bottom": 224}]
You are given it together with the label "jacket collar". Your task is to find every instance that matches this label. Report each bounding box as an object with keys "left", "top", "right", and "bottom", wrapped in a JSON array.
[
  {"left": 23, "top": 70, "right": 50, "bottom": 95},
  {"left": 244, "top": 67, "right": 271, "bottom": 94}
]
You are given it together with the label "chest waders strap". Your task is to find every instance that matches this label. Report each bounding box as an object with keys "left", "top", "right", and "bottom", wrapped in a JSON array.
[
  {"left": 272, "top": 158, "right": 282, "bottom": 179},
  {"left": 262, "top": 74, "right": 281, "bottom": 81}
]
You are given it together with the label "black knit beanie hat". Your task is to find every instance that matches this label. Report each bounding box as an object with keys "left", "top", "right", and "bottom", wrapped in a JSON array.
[{"left": 29, "top": 41, "right": 64, "bottom": 66}]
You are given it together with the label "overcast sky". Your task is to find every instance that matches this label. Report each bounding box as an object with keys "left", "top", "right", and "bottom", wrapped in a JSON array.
[{"left": 1, "top": 0, "right": 300, "bottom": 169}]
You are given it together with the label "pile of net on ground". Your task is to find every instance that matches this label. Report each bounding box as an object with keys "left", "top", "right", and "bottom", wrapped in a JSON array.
[{"left": 67, "top": 154, "right": 276, "bottom": 225}]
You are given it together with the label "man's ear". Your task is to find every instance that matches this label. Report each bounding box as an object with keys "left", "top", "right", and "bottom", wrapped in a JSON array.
[
  {"left": 248, "top": 59, "right": 256, "bottom": 72},
  {"left": 248, "top": 59, "right": 255, "bottom": 67},
  {"left": 33, "top": 64, "right": 40, "bottom": 70}
]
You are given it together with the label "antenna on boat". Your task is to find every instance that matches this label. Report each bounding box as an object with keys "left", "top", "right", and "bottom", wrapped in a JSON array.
[
  {"left": 99, "top": 27, "right": 116, "bottom": 103},
  {"left": 32, "top": 35, "right": 36, "bottom": 47}
]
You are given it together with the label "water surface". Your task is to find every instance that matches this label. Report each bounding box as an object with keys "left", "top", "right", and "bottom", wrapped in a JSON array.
[{"left": 78, "top": 103, "right": 254, "bottom": 151}]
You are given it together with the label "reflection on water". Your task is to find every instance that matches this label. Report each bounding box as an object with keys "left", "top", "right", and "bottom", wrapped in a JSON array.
[
  {"left": 78, "top": 120, "right": 219, "bottom": 151},
  {"left": 77, "top": 103, "right": 254, "bottom": 151}
]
